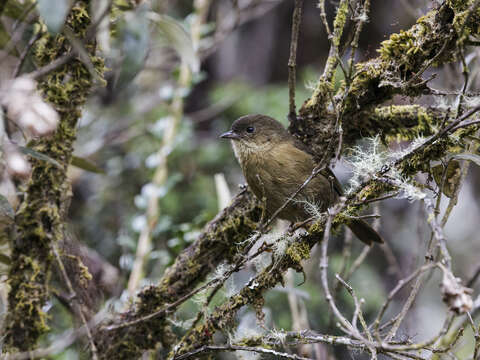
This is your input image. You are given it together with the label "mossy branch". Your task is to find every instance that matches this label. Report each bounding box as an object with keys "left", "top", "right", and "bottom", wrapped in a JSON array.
[
  {"left": 294, "top": 1, "right": 480, "bottom": 157},
  {"left": 94, "top": 189, "right": 263, "bottom": 359},
  {"left": 4, "top": 1, "right": 104, "bottom": 351}
]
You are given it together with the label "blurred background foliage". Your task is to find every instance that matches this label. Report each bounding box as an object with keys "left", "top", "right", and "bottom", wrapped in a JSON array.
[{"left": 1, "top": 0, "right": 480, "bottom": 358}]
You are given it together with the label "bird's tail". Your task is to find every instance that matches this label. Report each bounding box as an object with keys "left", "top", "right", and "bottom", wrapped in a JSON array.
[{"left": 347, "top": 219, "right": 384, "bottom": 245}]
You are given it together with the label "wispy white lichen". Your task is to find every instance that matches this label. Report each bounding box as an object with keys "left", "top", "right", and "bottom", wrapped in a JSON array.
[
  {"left": 346, "top": 136, "right": 428, "bottom": 202},
  {"left": 346, "top": 136, "right": 387, "bottom": 192},
  {"left": 394, "top": 178, "right": 426, "bottom": 202},
  {"left": 269, "top": 328, "right": 287, "bottom": 344}
]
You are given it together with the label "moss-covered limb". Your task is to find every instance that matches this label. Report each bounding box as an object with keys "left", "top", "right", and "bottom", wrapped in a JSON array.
[
  {"left": 171, "top": 235, "right": 316, "bottom": 358},
  {"left": 343, "top": 105, "right": 446, "bottom": 145},
  {"left": 4, "top": 1, "right": 103, "bottom": 352},
  {"left": 296, "top": 1, "right": 478, "bottom": 157},
  {"left": 94, "top": 190, "right": 262, "bottom": 359},
  {"left": 307, "top": 0, "right": 349, "bottom": 111},
  {"left": 342, "top": 1, "right": 477, "bottom": 112}
]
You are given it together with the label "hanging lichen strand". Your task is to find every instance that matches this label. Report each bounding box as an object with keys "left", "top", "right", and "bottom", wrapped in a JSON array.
[{"left": 4, "top": 1, "right": 105, "bottom": 351}]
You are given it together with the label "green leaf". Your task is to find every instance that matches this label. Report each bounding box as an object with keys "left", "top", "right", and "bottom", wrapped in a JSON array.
[
  {"left": 37, "top": 0, "right": 70, "bottom": 33},
  {"left": 0, "top": 253, "right": 11, "bottom": 266},
  {"left": 18, "top": 146, "right": 62, "bottom": 168},
  {"left": 0, "top": 194, "right": 14, "bottom": 220},
  {"left": 71, "top": 156, "right": 105, "bottom": 174},
  {"left": 451, "top": 153, "right": 480, "bottom": 167},
  {"left": 150, "top": 13, "right": 200, "bottom": 73}
]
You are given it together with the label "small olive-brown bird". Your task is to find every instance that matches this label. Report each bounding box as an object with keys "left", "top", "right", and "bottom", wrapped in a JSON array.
[{"left": 220, "top": 114, "right": 383, "bottom": 245}]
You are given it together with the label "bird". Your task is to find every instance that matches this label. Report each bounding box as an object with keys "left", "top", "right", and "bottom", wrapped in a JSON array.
[{"left": 220, "top": 114, "right": 383, "bottom": 245}]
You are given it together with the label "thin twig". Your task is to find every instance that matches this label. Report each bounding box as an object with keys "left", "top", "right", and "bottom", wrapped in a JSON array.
[
  {"left": 319, "top": 203, "right": 363, "bottom": 339},
  {"left": 12, "top": 32, "right": 40, "bottom": 78},
  {"left": 288, "top": 0, "right": 303, "bottom": 121},
  {"left": 51, "top": 243, "right": 98, "bottom": 360},
  {"left": 26, "top": 53, "right": 75, "bottom": 80}
]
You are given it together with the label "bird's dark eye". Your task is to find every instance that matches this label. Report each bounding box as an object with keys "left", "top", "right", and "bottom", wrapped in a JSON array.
[{"left": 246, "top": 126, "right": 254, "bottom": 133}]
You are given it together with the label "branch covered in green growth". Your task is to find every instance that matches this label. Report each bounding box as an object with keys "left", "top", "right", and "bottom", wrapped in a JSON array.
[
  {"left": 95, "top": 190, "right": 263, "bottom": 359},
  {"left": 295, "top": 1, "right": 479, "bottom": 158},
  {"left": 4, "top": 1, "right": 104, "bottom": 351},
  {"left": 171, "top": 230, "right": 322, "bottom": 358},
  {"left": 343, "top": 105, "right": 446, "bottom": 145},
  {"left": 308, "top": 0, "right": 349, "bottom": 113}
]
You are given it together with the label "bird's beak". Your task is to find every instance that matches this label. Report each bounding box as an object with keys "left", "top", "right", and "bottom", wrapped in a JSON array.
[{"left": 220, "top": 130, "right": 240, "bottom": 140}]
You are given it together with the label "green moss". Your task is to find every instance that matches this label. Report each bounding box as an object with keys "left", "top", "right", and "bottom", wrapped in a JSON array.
[
  {"left": 332, "top": 0, "right": 348, "bottom": 48},
  {"left": 4, "top": 1, "right": 105, "bottom": 351},
  {"left": 286, "top": 241, "right": 310, "bottom": 264}
]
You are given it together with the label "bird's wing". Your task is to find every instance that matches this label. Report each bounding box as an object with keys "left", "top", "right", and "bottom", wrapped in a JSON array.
[{"left": 291, "top": 138, "right": 344, "bottom": 196}]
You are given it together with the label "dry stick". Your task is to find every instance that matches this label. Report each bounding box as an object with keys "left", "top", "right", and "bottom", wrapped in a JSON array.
[
  {"left": 383, "top": 194, "right": 457, "bottom": 341},
  {"left": 275, "top": 330, "right": 364, "bottom": 348},
  {"left": 454, "top": 0, "right": 480, "bottom": 117},
  {"left": 173, "top": 344, "right": 313, "bottom": 360},
  {"left": 318, "top": 0, "right": 332, "bottom": 37},
  {"left": 345, "top": 245, "right": 371, "bottom": 280},
  {"left": 319, "top": 204, "right": 364, "bottom": 340},
  {"left": 287, "top": 0, "right": 303, "bottom": 121},
  {"left": 429, "top": 326, "right": 464, "bottom": 354},
  {"left": 51, "top": 243, "right": 98, "bottom": 360},
  {"left": 311, "top": 0, "right": 349, "bottom": 104},
  {"left": 384, "top": 250, "right": 433, "bottom": 341},
  {"left": 440, "top": 148, "right": 475, "bottom": 229},
  {"left": 335, "top": 275, "right": 377, "bottom": 359},
  {"left": 424, "top": 197, "right": 452, "bottom": 268},
  {"left": 333, "top": 229, "right": 353, "bottom": 295},
  {"left": 372, "top": 263, "right": 437, "bottom": 336},
  {"left": 346, "top": 0, "right": 371, "bottom": 80},
  {"left": 352, "top": 192, "right": 399, "bottom": 206},
  {"left": 108, "top": 229, "right": 272, "bottom": 331}
]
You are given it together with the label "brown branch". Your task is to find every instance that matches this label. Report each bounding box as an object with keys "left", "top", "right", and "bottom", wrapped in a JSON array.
[{"left": 287, "top": 0, "right": 303, "bottom": 121}]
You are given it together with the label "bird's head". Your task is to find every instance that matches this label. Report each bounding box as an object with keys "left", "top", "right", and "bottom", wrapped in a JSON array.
[{"left": 220, "top": 114, "right": 289, "bottom": 153}]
